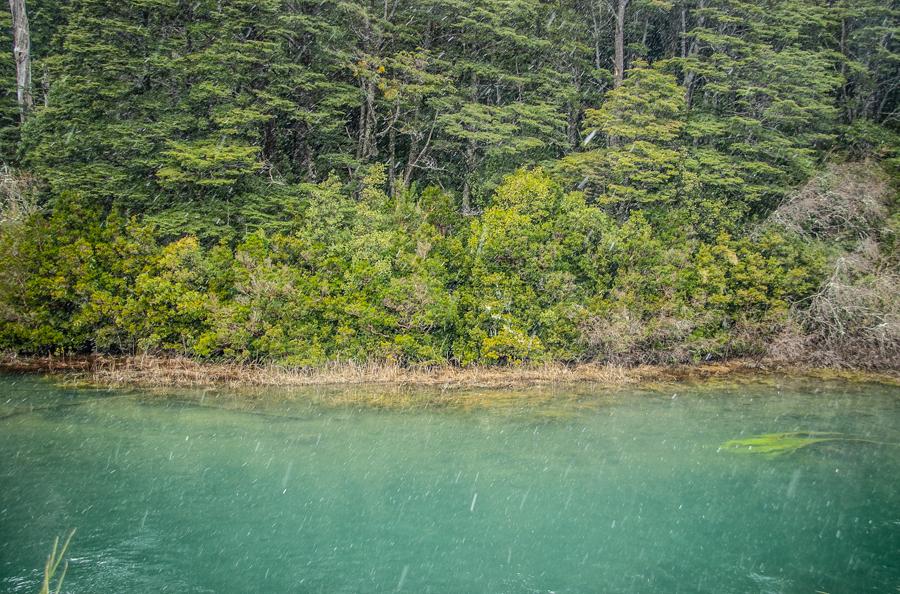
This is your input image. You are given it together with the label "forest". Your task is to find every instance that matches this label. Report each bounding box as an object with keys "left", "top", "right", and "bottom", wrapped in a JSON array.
[{"left": 0, "top": 0, "right": 898, "bottom": 369}]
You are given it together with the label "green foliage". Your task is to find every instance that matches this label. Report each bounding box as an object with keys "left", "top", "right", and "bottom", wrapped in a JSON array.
[
  {"left": 585, "top": 61, "right": 685, "bottom": 144},
  {"left": 156, "top": 140, "right": 262, "bottom": 189},
  {"left": 0, "top": 192, "right": 156, "bottom": 353},
  {"left": 0, "top": 10, "right": 19, "bottom": 163},
  {"left": 680, "top": 0, "right": 844, "bottom": 205},
  {"left": 451, "top": 169, "right": 607, "bottom": 363},
  {"left": 120, "top": 237, "right": 217, "bottom": 353},
  {"left": 561, "top": 62, "right": 685, "bottom": 210},
  {"left": 0, "top": 0, "right": 897, "bottom": 367}
]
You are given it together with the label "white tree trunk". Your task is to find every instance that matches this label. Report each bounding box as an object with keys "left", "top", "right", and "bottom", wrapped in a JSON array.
[
  {"left": 613, "top": 0, "right": 628, "bottom": 88},
  {"left": 8, "top": 0, "right": 32, "bottom": 120}
]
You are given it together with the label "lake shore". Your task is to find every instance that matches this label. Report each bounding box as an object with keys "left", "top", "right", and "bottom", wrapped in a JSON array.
[{"left": 2, "top": 353, "right": 898, "bottom": 390}]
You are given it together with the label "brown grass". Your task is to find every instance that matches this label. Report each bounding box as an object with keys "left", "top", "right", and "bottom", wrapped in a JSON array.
[
  {"left": 0, "top": 165, "right": 39, "bottom": 226},
  {"left": 769, "top": 160, "right": 889, "bottom": 242},
  {"left": 765, "top": 161, "right": 899, "bottom": 369},
  {"left": 1, "top": 353, "right": 637, "bottom": 388},
  {"left": 2, "top": 353, "right": 896, "bottom": 391}
]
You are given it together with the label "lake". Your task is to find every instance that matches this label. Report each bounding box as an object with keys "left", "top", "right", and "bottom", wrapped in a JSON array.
[{"left": 1, "top": 374, "right": 898, "bottom": 593}]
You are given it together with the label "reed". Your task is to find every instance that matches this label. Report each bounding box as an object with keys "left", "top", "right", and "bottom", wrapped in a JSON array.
[
  {"left": 2, "top": 353, "right": 897, "bottom": 390},
  {"left": 86, "top": 357, "right": 639, "bottom": 388},
  {"left": 39, "top": 529, "right": 75, "bottom": 594}
]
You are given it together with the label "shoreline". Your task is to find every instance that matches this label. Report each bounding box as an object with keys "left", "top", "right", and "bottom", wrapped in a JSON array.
[{"left": 2, "top": 354, "right": 898, "bottom": 390}]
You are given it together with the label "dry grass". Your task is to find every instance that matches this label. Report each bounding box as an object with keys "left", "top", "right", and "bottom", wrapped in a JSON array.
[
  {"left": 0, "top": 165, "right": 39, "bottom": 226},
  {"left": 7, "top": 355, "right": 900, "bottom": 394},
  {"left": 769, "top": 160, "right": 889, "bottom": 242},
  {"left": 0, "top": 353, "right": 792, "bottom": 390},
  {"left": 765, "top": 161, "right": 899, "bottom": 369},
  {"left": 796, "top": 246, "right": 899, "bottom": 368}
]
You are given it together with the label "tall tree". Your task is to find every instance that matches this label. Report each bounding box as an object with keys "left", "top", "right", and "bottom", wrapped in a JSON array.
[
  {"left": 560, "top": 61, "right": 684, "bottom": 214},
  {"left": 680, "top": 0, "right": 842, "bottom": 205},
  {"left": 0, "top": 8, "right": 19, "bottom": 158},
  {"left": 612, "top": 0, "right": 629, "bottom": 87},
  {"left": 7, "top": 0, "right": 31, "bottom": 120},
  {"left": 834, "top": 0, "right": 900, "bottom": 125}
]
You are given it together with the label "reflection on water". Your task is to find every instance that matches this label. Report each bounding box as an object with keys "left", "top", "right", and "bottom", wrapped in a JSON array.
[{"left": 1, "top": 374, "right": 898, "bottom": 593}]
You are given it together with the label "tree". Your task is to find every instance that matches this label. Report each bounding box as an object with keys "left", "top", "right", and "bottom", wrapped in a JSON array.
[
  {"left": 1, "top": 0, "right": 898, "bottom": 368},
  {"left": 680, "top": 0, "right": 842, "bottom": 205},
  {"left": 0, "top": 9, "right": 19, "bottom": 158},
  {"left": 559, "top": 61, "right": 685, "bottom": 213},
  {"left": 7, "top": 0, "right": 31, "bottom": 120},
  {"left": 612, "top": 0, "right": 629, "bottom": 87},
  {"left": 834, "top": 0, "right": 900, "bottom": 125}
]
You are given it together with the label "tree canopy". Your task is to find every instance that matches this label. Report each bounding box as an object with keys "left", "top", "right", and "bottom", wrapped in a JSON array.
[{"left": 1, "top": 0, "right": 898, "bottom": 367}]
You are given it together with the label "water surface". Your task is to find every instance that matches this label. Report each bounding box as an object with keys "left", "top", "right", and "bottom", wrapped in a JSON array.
[{"left": 1, "top": 374, "right": 898, "bottom": 593}]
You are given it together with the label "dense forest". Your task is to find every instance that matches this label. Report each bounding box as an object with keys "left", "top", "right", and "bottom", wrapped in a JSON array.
[{"left": 0, "top": 0, "right": 898, "bottom": 368}]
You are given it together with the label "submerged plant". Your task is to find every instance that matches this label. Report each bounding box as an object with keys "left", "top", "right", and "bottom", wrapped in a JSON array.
[
  {"left": 720, "top": 432, "right": 896, "bottom": 457},
  {"left": 39, "top": 529, "right": 75, "bottom": 594}
]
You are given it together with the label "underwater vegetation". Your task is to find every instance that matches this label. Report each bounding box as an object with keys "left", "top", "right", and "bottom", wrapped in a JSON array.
[{"left": 721, "top": 432, "right": 899, "bottom": 457}]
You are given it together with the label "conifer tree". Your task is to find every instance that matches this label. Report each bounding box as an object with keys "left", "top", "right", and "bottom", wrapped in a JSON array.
[{"left": 560, "top": 61, "right": 684, "bottom": 214}]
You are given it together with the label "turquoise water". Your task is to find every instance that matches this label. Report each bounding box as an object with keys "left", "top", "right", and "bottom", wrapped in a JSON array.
[{"left": 1, "top": 375, "right": 898, "bottom": 593}]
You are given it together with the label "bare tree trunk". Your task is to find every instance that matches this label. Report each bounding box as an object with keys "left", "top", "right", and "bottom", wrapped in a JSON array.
[
  {"left": 356, "top": 77, "right": 377, "bottom": 161},
  {"left": 8, "top": 0, "right": 32, "bottom": 121},
  {"left": 402, "top": 110, "right": 436, "bottom": 188},
  {"left": 681, "top": 0, "right": 705, "bottom": 110},
  {"left": 303, "top": 137, "right": 316, "bottom": 180},
  {"left": 402, "top": 107, "right": 422, "bottom": 188},
  {"left": 262, "top": 120, "right": 276, "bottom": 163},
  {"left": 461, "top": 138, "right": 476, "bottom": 214},
  {"left": 387, "top": 101, "right": 398, "bottom": 197},
  {"left": 461, "top": 70, "right": 480, "bottom": 214},
  {"left": 591, "top": 3, "right": 603, "bottom": 70},
  {"left": 567, "top": 98, "right": 579, "bottom": 149},
  {"left": 640, "top": 15, "right": 649, "bottom": 50},
  {"left": 613, "top": 0, "right": 628, "bottom": 88},
  {"left": 293, "top": 121, "right": 317, "bottom": 181},
  {"left": 839, "top": 16, "right": 850, "bottom": 122}
]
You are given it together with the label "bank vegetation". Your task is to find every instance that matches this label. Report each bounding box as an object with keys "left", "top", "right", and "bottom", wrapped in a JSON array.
[{"left": 1, "top": 0, "right": 897, "bottom": 375}]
